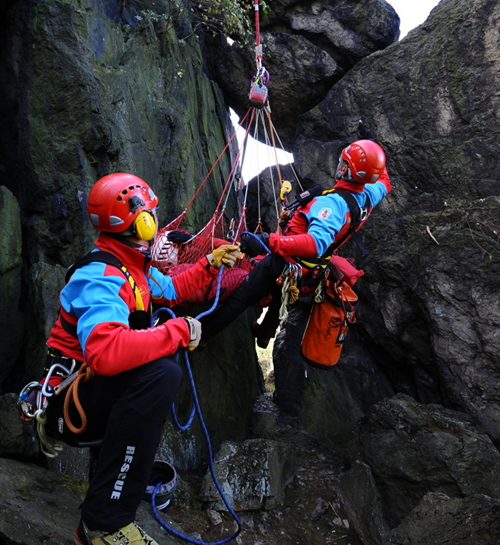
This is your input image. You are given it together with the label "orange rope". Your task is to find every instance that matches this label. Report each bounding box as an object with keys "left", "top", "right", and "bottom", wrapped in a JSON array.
[{"left": 63, "top": 363, "right": 95, "bottom": 434}]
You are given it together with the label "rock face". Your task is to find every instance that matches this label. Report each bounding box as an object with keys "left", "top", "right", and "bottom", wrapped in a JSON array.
[
  {"left": 200, "top": 439, "right": 296, "bottom": 511},
  {"left": 2, "top": 0, "right": 500, "bottom": 543},
  {"left": 0, "top": 187, "right": 24, "bottom": 388},
  {"left": 208, "top": 0, "right": 399, "bottom": 145},
  {"left": 0, "top": 457, "right": 182, "bottom": 545},
  {"left": 384, "top": 493, "right": 500, "bottom": 545},
  {"left": 344, "top": 395, "right": 500, "bottom": 529}
]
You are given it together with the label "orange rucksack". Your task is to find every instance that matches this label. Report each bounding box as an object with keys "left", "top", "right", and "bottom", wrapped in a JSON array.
[{"left": 300, "top": 279, "right": 358, "bottom": 368}]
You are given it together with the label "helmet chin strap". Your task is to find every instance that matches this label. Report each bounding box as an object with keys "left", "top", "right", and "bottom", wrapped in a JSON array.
[
  {"left": 336, "top": 158, "right": 352, "bottom": 181},
  {"left": 106, "top": 230, "right": 155, "bottom": 251},
  {"left": 115, "top": 218, "right": 158, "bottom": 247}
]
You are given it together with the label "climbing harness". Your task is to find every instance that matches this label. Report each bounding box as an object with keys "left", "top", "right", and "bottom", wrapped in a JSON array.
[
  {"left": 18, "top": 251, "right": 148, "bottom": 457},
  {"left": 322, "top": 188, "right": 372, "bottom": 256},
  {"left": 65, "top": 250, "right": 146, "bottom": 311},
  {"left": 280, "top": 186, "right": 373, "bottom": 280}
]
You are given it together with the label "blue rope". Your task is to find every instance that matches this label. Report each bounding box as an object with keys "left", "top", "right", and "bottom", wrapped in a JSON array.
[
  {"left": 241, "top": 231, "right": 271, "bottom": 254},
  {"left": 149, "top": 266, "right": 242, "bottom": 544},
  {"left": 155, "top": 266, "right": 226, "bottom": 431}
]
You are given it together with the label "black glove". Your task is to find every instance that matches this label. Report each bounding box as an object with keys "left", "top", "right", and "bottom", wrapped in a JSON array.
[
  {"left": 167, "top": 230, "right": 194, "bottom": 244},
  {"left": 240, "top": 233, "right": 269, "bottom": 258},
  {"left": 357, "top": 119, "right": 375, "bottom": 141}
]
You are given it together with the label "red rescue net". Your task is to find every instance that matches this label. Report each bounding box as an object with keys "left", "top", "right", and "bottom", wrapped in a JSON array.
[{"left": 151, "top": 214, "right": 257, "bottom": 307}]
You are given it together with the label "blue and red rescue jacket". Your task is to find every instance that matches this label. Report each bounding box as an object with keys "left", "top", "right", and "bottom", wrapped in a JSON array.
[
  {"left": 267, "top": 168, "right": 392, "bottom": 263},
  {"left": 47, "top": 233, "right": 218, "bottom": 376}
]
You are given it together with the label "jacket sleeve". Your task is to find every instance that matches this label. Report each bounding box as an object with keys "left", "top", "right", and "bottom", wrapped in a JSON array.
[
  {"left": 363, "top": 167, "right": 392, "bottom": 208},
  {"left": 85, "top": 318, "right": 190, "bottom": 375},
  {"left": 149, "top": 257, "right": 218, "bottom": 305},
  {"left": 268, "top": 232, "right": 319, "bottom": 257},
  {"left": 61, "top": 266, "right": 192, "bottom": 375},
  {"left": 378, "top": 167, "right": 392, "bottom": 195}
]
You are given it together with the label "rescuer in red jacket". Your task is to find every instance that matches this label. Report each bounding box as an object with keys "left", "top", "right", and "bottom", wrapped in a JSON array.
[
  {"left": 200, "top": 139, "right": 392, "bottom": 349},
  {"left": 43, "top": 173, "right": 239, "bottom": 545}
]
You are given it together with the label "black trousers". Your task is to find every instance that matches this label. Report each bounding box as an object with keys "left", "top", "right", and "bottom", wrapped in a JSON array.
[
  {"left": 200, "top": 254, "right": 289, "bottom": 341},
  {"left": 46, "top": 357, "right": 183, "bottom": 532}
]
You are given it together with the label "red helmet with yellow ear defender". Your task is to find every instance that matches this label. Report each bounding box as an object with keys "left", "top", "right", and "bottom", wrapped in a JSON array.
[
  {"left": 340, "top": 140, "right": 386, "bottom": 183},
  {"left": 87, "top": 173, "right": 159, "bottom": 234}
]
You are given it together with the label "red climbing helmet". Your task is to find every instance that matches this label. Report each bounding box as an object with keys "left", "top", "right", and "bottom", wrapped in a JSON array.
[
  {"left": 87, "top": 173, "right": 159, "bottom": 233},
  {"left": 339, "top": 140, "right": 386, "bottom": 183}
]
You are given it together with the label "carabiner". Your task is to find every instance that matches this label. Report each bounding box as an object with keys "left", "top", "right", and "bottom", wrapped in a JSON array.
[{"left": 41, "top": 362, "right": 76, "bottom": 399}]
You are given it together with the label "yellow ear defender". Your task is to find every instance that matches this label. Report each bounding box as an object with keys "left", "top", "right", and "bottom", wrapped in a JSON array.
[{"left": 133, "top": 211, "right": 156, "bottom": 241}]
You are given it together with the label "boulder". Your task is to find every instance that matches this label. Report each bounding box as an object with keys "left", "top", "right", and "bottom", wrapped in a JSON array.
[
  {"left": 200, "top": 439, "right": 296, "bottom": 511},
  {"left": 335, "top": 460, "right": 390, "bottom": 545},
  {"left": 385, "top": 492, "right": 500, "bottom": 545},
  {"left": 344, "top": 394, "right": 500, "bottom": 528},
  {"left": 208, "top": 0, "right": 399, "bottom": 145}
]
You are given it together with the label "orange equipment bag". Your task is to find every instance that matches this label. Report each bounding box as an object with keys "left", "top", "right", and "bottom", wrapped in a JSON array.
[{"left": 300, "top": 279, "right": 358, "bottom": 368}]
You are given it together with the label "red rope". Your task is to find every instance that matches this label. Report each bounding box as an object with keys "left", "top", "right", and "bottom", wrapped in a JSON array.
[
  {"left": 254, "top": 0, "right": 261, "bottom": 53},
  {"left": 215, "top": 108, "right": 256, "bottom": 212},
  {"left": 254, "top": 0, "right": 263, "bottom": 67},
  {"left": 183, "top": 107, "right": 253, "bottom": 213}
]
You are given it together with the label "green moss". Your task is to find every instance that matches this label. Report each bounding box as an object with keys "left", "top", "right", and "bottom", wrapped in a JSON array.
[
  {"left": 18, "top": 474, "right": 88, "bottom": 502},
  {"left": 301, "top": 371, "right": 363, "bottom": 450}
]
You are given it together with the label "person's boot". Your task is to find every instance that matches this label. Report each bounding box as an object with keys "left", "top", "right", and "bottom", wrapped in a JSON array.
[{"left": 74, "top": 520, "right": 159, "bottom": 545}]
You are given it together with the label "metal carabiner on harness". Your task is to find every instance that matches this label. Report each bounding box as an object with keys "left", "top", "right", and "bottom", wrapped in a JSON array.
[
  {"left": 314, "top": 278, "right": 326, "bottom": 303},
  {"left": 41, "top": 362, "right": 76, "bottom": 399},
  {"left": 17, "top": 357, "right": 77, "bottom": 458},
  {"left": 18, "top": 381, "right": 43, "bottom": 421}
]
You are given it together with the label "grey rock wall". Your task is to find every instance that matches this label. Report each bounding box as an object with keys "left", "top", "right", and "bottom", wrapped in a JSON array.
[
  {"left": 266, "top": 0, "right": 500, "bottom": 446},
  {"left": 0, "top": 187, "right": 24, "bottom": 387}
]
